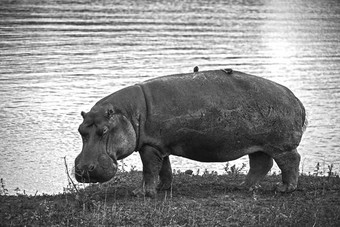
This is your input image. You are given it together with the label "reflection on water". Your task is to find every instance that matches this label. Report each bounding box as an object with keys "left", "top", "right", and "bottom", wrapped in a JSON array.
[{"left": 0, "top": 0, "right": 339, "bottom": 194}]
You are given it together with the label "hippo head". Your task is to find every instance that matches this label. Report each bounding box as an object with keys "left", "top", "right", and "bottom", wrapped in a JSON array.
[{"left": 75, "top": 104, "right": 136, "bottom": 183}]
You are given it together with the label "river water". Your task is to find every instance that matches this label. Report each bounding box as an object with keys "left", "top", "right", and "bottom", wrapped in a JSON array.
[{"left": 1, "top": 0, "right": 339, "bottom": 195}]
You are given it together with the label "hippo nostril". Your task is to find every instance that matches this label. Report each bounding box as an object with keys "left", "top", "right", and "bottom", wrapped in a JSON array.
[{"left": 88, "top": 164, "right": 95, "bottom": 172}]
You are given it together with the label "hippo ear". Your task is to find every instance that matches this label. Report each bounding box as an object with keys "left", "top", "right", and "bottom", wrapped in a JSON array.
[
  {"left": 106, "top": 108, "right": 115, "bottom": 119},
  {"left": 81, "top": 111, "right": 86, "bottom": 119}
]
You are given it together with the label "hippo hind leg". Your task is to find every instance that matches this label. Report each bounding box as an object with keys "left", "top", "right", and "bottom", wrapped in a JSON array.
[
  {"left": 242, "top": 151, "right": 273, "bottom": 190},
  {"left": 157, "top": 156, "right": 173, "bottom": 191},
  {"left": 272, "top": 148, "right": 300, "bottom": 192}
]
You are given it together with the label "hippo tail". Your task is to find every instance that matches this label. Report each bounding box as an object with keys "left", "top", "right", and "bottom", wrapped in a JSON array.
[
  {"left": 299, "top": 98, "right": 308, "bottom": 133},
  {"left": 302, "top": 112, "right": 308, "bottom": 133},
  {"left": 302, "top": 114, "right": 308, "bottom": 134}
]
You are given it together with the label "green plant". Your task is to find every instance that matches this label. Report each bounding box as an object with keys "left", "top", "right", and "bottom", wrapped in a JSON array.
[
  {"left": 313, "top": 162, "right": 322, "bottom": 176},
  {"left": 0, "top": 178, "right": 8, "bottom": 195},
  {"left": 63, "top": 156, "right": 80, "bottom": 194},
  {"left": 224, "top": 162, "right": 246, "bottom": 177},
  {"left": 327, "top": 164, "right": 337, "bottom": 178}
]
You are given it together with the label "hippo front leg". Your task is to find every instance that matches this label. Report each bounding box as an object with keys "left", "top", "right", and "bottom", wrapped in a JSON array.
[
  {"left": 132, "top": 145, "right": 163, "bottom": 197},
  {"left": 157, "top": 156, "right": 173, "bottom": 191}
]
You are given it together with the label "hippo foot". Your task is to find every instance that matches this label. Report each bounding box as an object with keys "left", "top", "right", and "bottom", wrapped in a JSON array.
[
  {"left": 132, "top": 187, "right": 156, "bottom": 198},
  {"left": 276, "top": 183, "right": 297, "bottom": 193},
  {"left": 156, "top": 181, "right": 172, "bottom": 191}
]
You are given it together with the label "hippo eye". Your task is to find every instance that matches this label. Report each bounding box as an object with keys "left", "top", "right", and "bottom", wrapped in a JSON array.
[{"left": 103, "top": 126, "right": 109, "bottom": 134}]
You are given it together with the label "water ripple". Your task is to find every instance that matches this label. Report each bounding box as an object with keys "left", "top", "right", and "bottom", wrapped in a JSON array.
[{"left": 0, "top": 0, "right": 339, "bottom": 194}]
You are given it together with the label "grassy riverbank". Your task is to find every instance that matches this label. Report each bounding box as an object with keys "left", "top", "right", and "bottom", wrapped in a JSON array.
[{"left": 1, "top": 169, "right": 340, "bottom": 226}]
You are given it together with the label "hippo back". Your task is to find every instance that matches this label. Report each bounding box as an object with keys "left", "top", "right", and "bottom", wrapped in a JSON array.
[{"left": 138, "top": 70, "right": 305, "bottom": 161}]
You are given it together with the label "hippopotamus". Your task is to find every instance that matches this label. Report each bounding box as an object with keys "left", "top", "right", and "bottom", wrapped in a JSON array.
[{"left": 75, "top": 69, "right": 307, "bottom": 197}]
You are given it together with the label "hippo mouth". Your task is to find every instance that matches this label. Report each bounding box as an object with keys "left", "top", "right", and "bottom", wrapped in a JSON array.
[
  {"left": 75, "top": 165, "right": 116, "bottom": 183},
  {"left": 75, "top": 154, "right": 117, "bottom": 183},
  {"left": 75, "top": 171, "right": 112, "bottom": 183}
]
